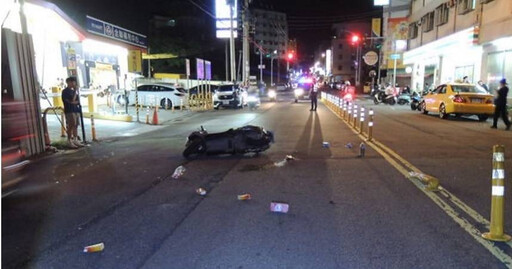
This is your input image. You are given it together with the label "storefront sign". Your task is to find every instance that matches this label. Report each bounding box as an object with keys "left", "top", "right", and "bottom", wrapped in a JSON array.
[
  {"left": 205, "top": 61, "right": 212, "bottom": 80},
  {"left": 128, "top": 50, "right": 142, "bottom": 73},
  {"left": 66, "top": 47, "right": 77, "bottom": 77},
  {"left": 196, "top": 58, "right": 204, "bottom": 79},
  {"left": 86, "top": 15, "right": 147, "bottom": 48},
  {"left": 372, "top": 18, "right": 381, "bottom": 37}
]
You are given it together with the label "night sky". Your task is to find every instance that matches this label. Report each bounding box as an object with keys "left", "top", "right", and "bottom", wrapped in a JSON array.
[
  {"left": 49, "top": 0, "right": 379, "bottom": 54},
  {"left": 48, "top": 0, "right": 379, "bottom": 75}
]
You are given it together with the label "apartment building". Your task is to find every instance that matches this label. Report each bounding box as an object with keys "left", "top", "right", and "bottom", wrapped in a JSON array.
[
  {"left": 331, "top": 22, "right": 371, "bottom": 83},
  {"left": 252, "top": 8, "right": 288, "bottom": 59},
  {"left": 404, "top": 0, "right": 512, "bottom": 93}
]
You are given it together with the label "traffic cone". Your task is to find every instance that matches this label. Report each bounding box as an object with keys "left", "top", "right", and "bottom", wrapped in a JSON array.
[{"left": 152, "top": 106, "right": 159, "bottom": 125}]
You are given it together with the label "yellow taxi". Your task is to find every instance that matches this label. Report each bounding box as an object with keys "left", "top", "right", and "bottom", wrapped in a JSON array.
[{"left": 419, "top": 83, "right": 494, "bottom": 121}]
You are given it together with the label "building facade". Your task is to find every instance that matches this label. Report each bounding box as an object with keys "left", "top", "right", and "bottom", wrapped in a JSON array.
[
  {"left": 380, "top": 0, "right": 412, "bottom": 87},
  {"left": 331, "top": 22, "right": 371, "bottom": 83},
  {"left": 251, "top": 8, "right": 288, "bottom": 59},
  {"left": 404, "top": 0, "right": 512, "bottom": 96}
]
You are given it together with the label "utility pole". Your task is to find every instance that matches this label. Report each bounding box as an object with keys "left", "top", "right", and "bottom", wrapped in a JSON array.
[
  {"left": 225, "top": 41, "right": 229, "bottom": 81},
  {"left": 242, "top": 0, "right": 250, "bottom": 83},
  {"left": 229, "top": 0, "right": 236, "bottom": 82}
]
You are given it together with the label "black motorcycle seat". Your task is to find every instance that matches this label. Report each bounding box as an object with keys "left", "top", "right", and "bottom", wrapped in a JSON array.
[{"left": 206, "top": 129, "right": 235, "bottom": 140}]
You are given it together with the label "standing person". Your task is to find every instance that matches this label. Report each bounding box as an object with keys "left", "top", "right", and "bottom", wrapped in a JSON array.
[
  {"left": 491, "top": 78, "right": 511, "bottom": 130},
  {"left": 462, "top": 76, "right": 470, "bottom": 83},
  {"left": 61, "top": 77, "right": 84, "bottom": 148},
  {"left": 310, "top": 85, "right": 318, "bottom": 111}
]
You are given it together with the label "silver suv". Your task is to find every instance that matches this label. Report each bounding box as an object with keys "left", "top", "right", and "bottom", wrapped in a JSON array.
[{"left": 213, "top": 85, "right": 247, "bottom": 109}]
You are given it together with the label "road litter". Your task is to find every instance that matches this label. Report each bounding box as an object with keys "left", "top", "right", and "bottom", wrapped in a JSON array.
[
  {"left": 322, "top": 142, "right": 330, "bottom": 148},
  {"left": 345, "top": 142, "right": 353, "bottom": 149},
  {"left": 83, "top": 242, "right": 104, "bottom": 253},
  {"left": 172, "top": 165, "right": 186, "bottom": 179},
  {"left": 270, "top": 202, "right": 289, "bottom": 213},
  {"left": 237, "top": 193, "right": 252, "bottom": 200},
  {"left": 274, "top": 155, "right": 297, "bottom": 167},
  {"left": 408, "top": 171, "right": 440, "bottom": 191},
  {"left": 359, "top": 142, "right": 366, "bottom": 157},
  {"left": 196, "top": 188, "right": 207, "bottom": 196}
]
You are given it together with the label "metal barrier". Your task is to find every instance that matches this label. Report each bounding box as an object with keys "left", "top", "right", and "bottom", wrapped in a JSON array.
[
  {"left": 482, "top": 145, "right": 511, "bottom": 242},
  {"left": 321, "top": 93, "right": 374, "bottom": 142}
]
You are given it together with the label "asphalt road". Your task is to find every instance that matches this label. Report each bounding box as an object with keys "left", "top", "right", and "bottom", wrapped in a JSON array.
[{"left": 3, "top": 90, "right": 512, "bottom": 268}]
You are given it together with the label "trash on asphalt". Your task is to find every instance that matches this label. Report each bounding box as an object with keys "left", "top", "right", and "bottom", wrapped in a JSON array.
[
  {"left": 237, "top": 193, "right": 252, "bottom": 200},
  {"left": 196, "top": 188, "right": 207, "bottom": 196},
  {"left": 322, "top": 142, "right": 330, "bottom": 148},
  {"left": 345, "top": 142, "right": 353, "bottom": 149},
  {"left": 172, "top": 165, "right": 186, "bottom": 179},
  {"left": 274, "top": 155, "right": 297, "bottom": 167},
  {"left": 83, "top": 242, "right": 104, "bottom": 253},
  {"left": 359, "top": 142, "right": 366, "bottom": 157},
  {"left": 270, "top": 202, "right": 289, "bottom": 213},
  {"left": 409, "top": 171, "right": 426, "bottom": 180}
]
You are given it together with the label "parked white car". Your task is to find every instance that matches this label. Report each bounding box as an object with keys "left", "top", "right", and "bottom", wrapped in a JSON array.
[{"left": 128, "top": 84, "right": 188, "bottom": 109}]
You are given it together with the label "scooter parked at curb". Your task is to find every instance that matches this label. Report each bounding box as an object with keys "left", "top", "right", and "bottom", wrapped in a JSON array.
[{"left": 183, "top": 125, "right": 274, "bottom": 159}]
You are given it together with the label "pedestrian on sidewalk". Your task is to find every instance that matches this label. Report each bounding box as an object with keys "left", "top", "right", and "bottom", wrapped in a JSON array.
[
  {"left": 61, "top": 77, "right": 84, "bottom": 148},
  {"left": 310, "top": 85, "right": 318, "bottom": 111},
  {"left": 491, "top": 78, "right": 511, "bottom": 130}
]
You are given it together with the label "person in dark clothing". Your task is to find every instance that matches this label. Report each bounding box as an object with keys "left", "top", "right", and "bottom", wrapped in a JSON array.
[
  {"left": 491, "top": 78, "right": 511, "bottom": 130},
  {"left": 61, "top": 77, "right": 84, "bottom": 148},
  {"left": 310, "top": 85, "right": 318, "bottom": 111}
]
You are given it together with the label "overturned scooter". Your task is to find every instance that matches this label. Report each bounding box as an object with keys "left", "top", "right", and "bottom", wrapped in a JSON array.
[{"left": 183, "top": 125, "right": 274, "bottom": 159}]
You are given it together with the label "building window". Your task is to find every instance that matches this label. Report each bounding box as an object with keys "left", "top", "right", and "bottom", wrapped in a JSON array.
[
  {"left": 408, "top": 23, "right": 418, "bottom": 39},
  {"left": 338, "top": 54, "right": 343, "bottom": 60},
  {"left": 421, "top": 12, "right": 435, "bottom": 32},
  {"left": 338, "top": 44, "right": 343, "bottom": 49},
  {"left": 458, "top": 0, "right": 475, "bottom": 15},
  {"left": 436, "top": 3, "right": 449, "bottom": 26},
  {"left": 338, "top": 65, "right": 343, "bottom": 71}
]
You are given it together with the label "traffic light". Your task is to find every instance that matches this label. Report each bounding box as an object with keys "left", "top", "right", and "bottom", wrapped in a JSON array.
[
  {"left": 287, "top": 51, "right": 295, "bottom": 61},
  {"left": 350, "top": 34, "right": 361, "bottom": 45}
]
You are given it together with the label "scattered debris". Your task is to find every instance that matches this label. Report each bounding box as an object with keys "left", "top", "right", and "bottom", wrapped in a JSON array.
[
  {"left": 274, "top": 155, "right": 297, "bottom": 167},
  {"left": 408, "top": 171, "right": 440, "bottom": 191},
  {"left": 345, "top": 142, "right": 353, "bottom": 149},
  {"left": 196, "top": 188, "right": 207, "bottom": 196},
  {"left": 83, "top": 243, "right": 104, "bottom": 253},
  {"left": 359, "top": 142, "right": 366, "bottom": 157},
  {"left": 70, "top": 174, "right": 74, "bottom": 177},
  {"left": 172, "top": 165, "right": 186, "bottom": 179},
  {"left": 270, "top": 202, "right": 289, "bottom": 213},
  {"left": 329, "top": 200, "right": 335, "bottom": 205},
  {"left": 237, "top": 193, "right": 252, "bottom": 200},
  {"left": 322, "top": 142, "right": 330, "bottom": 148}
]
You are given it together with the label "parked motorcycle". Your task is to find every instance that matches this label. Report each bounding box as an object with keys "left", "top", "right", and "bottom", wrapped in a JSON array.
[
  {"left": 397, "top": 93, "right": 411, "bottom": 105},
  {"left": 183, "top": 125, "right": 274, "bottom": 159},
  {"left": 373, "top": 89, "right": 397, "bottom": 105},
  {"left": 410, "top": 92, "right": 421, "bottom": 110}
]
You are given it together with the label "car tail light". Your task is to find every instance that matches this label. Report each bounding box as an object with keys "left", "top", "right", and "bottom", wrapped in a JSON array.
[
  {"left": 453, "top": 95, "right": 465, "bottom": 103},
  {"left": 486, "top": 99, "right": 493, "bottom": 104}
]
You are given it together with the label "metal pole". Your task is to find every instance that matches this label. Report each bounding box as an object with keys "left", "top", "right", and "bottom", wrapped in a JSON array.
[
  {"left": 238, "top": 50, "right": 242, "bottom": 82},
  {"left": 229, "top": 3, "right": 236, "bottom": 82},
  {"left": 271, "top": 57, "right": 274, "bottom": 86},
  {"left": 225, "top": 41, "right": 229, "bottom": 82},
  {"left": 242, "top": 0, "right": 250, "bottom": 82},
  {"left": 393, "top": 58, "right": 397, "bottom": 87},
  {"left": 368, "top": 109, "right": 374, "bottom": 141},
  {"left": 260, "top": 51, "right": 263, "bottom": 84},
  {"left": 135, "top": 79, "right": 140, "bottom": 122},
  {"left": 147, "top": 47, "right": 151, "bottom": 78}
]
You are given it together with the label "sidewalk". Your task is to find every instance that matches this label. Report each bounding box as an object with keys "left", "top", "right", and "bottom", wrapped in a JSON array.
[{"left": 45, "top": 105, "right": 194, "bottom": 144}]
